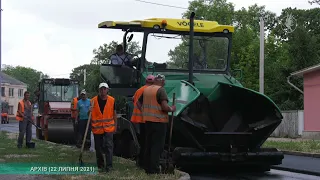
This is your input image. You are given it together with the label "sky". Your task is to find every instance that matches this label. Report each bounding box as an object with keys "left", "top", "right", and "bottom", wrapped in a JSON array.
[{"left": 1, "top": 0, "right": 315, "bottom": 78}]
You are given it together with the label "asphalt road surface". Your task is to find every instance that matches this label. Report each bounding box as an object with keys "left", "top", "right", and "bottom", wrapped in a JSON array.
[
  {"left": 1, "top": 121, "right": 320, "bottom": 180},
  {"left": 0, "top": 120, "right": 96, "bottom": 152},
  {"left": 190, "top": 169, "right": 320, "bottom": 180},
  {"left": 274, "top": 154, "right": 320, "bottom": 175}
]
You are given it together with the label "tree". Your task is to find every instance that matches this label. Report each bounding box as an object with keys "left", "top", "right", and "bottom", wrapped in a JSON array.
[
  {"left": 91, "top": 41, "right": 141, "bottom": 65},
  {"left": 88, "top": 40, "right": 141, "bottom": 110},
  {"left": 71, "top": 41, "right": 141, "bottom": 110},
  {"left": 167, "top": 0, "right": 320, "bottom": 111},
  {"left": 168, "top": 0, "right": 276, "bottom": 91},
  {"left": 69, "top": 64, "right": 100, "bottom": 94},
  {"left": 2, "top": 65, "right": 49, "bottom": 102},
  {"left": 309, "top": 0, "right": 320, "bottom": 5}
]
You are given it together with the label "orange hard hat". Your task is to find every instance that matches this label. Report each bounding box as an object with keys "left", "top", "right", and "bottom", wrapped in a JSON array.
[{"left": 146, "top": 75, "right": 155, "bottom": 83}]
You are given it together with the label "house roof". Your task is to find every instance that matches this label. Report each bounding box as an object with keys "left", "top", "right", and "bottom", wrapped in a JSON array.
[
  {"left": 291, "top": 63, "right": 320, "bottom": 77},
  {"left": 0, "top": 71, "right": 27, "bottom": 86}
]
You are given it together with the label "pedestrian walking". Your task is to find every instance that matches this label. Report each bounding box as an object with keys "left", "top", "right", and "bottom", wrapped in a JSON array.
[
  {"left": 130, "top": 74, "right": 155, "bottom": 169},
  {"left": 90, "top": 82, "right": 117, "bottom": 172},
  {"left": 75, "top": 89, "right": 91, "bottom": 150},
  {"left": 16, "top": 91, "right": 34, "bottom": 149},
  {"left": 137, "top": 74, "right": 176, "bottom": 174}
]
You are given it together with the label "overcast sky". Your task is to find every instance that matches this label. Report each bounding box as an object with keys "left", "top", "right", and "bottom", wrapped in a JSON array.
[{"left": 2, "top": 0, "right": 314, "bottom": 78}]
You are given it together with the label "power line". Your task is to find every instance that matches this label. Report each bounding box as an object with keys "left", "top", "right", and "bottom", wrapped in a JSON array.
[
  {"left": 133, "top": 0, "right": 187, "bottom": 10},
  {"left": 133, "top": 0, "right": 271, "bottom": 19}
]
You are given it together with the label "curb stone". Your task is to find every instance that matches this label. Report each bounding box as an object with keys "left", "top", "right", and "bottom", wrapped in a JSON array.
[
  {"left": 176, "top": 170, "right": 191, "bottom": 180},
  {"left": 282, "top": 150, "right": 320, "bottom": 158}
]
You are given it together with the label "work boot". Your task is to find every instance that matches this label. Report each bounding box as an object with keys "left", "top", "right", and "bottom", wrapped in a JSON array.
[
  {"left": 17, "top": 144, "right": 22, "bottom": 149},
  {"left": 105, "top": 167, "right": 110, "bottom": 173},
  {"left": 97, "top": 164, "right": 105, "bottom": 173},
  {"left": 136, "top": 158, "right": 145, "bottom": 169}
]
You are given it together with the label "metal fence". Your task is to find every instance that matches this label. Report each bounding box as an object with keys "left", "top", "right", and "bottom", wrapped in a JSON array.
[{"left": 271, "top": 110, "right": 304, "bottom": 138}]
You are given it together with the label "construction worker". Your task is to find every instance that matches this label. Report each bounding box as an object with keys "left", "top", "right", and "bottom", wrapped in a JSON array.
[
  {"left": 137, "top": 74, "right": 176, "bottom": 174},
  {"left": 16, "top": 91, "right": 34, "bottom": 149},
  {"left": 110, "top": 44, "right": 133, "bottom": 67},
  {"left": 90, "top": 82, "right": 117, "bottom": 172},
  {"left": 71, "top": 92, "right": 80, "bottom": 120},
  {"left": 75, "top": 89, "right": 91, "bottom": 150},
  {"left": 131, "top": 74, "right": 155, "bottom": 169},
  {"left": 71, "top": 91, "right": 81, "bottom": 147}
]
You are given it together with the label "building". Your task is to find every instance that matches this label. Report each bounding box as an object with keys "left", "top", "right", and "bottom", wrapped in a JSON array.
[
  {"left": 0, "top": 71, "right": 28, "bottom": 118},
  {"left": 290, "top": 63, "right": 320, "bottom": 139}
]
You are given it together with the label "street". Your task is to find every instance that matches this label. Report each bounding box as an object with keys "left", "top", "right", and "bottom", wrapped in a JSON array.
[
  {"left": 190, "top": 169, "right": 320, "bottom": 180},
  {"left": 0, "top": 120, "right": 96, "bottom": 152},
  {"left": 1, "top": 120, "right": 320, "bottom": 180}
]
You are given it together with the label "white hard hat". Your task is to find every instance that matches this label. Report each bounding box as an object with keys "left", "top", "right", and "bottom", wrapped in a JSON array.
[
  {"left": 80, "top": 89, "right": 86, "bottom": 94},
  {"left": 99, "top": 82, "right": 109, "bottom": 89}
]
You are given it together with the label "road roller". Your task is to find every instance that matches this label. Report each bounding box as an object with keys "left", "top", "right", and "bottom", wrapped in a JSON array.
[
  {"left": 35, "top": 78, "right": 79, "bottom": 144},
  {"left": 97, "top": 12, "right": 284, "bottom": 173}
]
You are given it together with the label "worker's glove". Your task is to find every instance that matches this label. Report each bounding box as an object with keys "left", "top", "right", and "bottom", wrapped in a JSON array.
[
  {"left": 75, "top": 120, "right": 78, "bottom": 125},
  {"left": 170, "top": 105, "right": 176, "bottom": 112}
]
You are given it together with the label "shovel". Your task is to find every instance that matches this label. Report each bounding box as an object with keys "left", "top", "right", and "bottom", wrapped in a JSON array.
[
  {"left": 79, "top": 101, "right": 94, "bottom": 166},
  {"left": 164, "top": 93, "right": 176, "bottom": 174},
  {"left": 28, "top": 119, "right": 42, "bottom": 130}
]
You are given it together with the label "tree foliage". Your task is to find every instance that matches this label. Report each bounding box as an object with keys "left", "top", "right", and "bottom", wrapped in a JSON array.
[
  {"left": 65, "top": 0, "right": 319, "bottom": 111},
  {"left": 167, "top": 0, "right": 320, "bottom": 110},
  {"left": 70, "top": 41, "right": 141, "bottom": 110},
  {"left": 309, "top": 0, "right": 320, "bottom": 5},
  {"left": 2, "top": 65, "right": 49, "bottom": 102}
]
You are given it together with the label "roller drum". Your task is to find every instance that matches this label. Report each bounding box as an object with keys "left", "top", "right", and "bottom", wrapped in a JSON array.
[{"left": 47, "top": 118, "right": 76, "bottom": 144}]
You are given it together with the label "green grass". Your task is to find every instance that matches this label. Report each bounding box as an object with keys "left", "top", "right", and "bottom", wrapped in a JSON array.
[
  {"left": 0, "top": 131, "right": 182, "bottom": 180},
  {"left": 263, "top": 139, "right": 320, "bottom": 153}
]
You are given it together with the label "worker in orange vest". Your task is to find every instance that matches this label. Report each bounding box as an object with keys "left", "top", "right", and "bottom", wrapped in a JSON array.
[
  {"left": 89, "top": 82, "right": 117, "bottom": 173},
  {"left": 71, "top": 92, "right": 81, "bottom": 147},
  {"left": 137, "top": 74, "right": 176, "bottom": 174},
  {"left": 131, "top": 74, "right": 155, "bottom": 169},
  {"left": 16, "top": 91, "right": 34, "bottom": 149},
  {"left": 71, "top": 92, "right": 80, "bottom": 119}
]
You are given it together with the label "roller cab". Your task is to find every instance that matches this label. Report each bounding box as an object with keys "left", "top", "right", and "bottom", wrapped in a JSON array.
[{"left": 35, "top": 78, "right": 79, "bottom": 144}]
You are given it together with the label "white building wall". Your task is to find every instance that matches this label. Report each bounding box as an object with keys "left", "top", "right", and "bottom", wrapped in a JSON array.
[{"left": 1, "top": 83, "right": 28, "bottom": 118}]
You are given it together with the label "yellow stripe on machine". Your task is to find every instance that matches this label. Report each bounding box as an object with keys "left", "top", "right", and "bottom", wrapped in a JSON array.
[{"left": 98, "top": 18, "right": 234, "bottom": 33}]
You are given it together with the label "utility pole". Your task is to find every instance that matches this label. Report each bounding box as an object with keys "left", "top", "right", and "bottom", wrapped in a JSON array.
[
  {"left": 0, "top": 1, "right": 2, "bottom": 111},
  {"left": 259, "top": 16, "right": 265, "bottom": 94},
  {"left": 83, "top": 69, "right": 86, "bottom": 86}
]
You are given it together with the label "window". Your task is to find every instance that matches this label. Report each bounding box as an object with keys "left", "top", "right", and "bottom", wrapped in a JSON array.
[
  {"left": 43, "top": 84, "right": 78, "bottom": 102},
  {"left": 9, "top": 106, "right": 14, "bottom": 115},
  {"left": 18, "top": 89, "right": 24, "bottom": 97},
  {"left": 9, "top": 88, "right": 14, "bottom": 97},
  {"left": 1, "top": 87, "right": 4, "bottom": 97}
]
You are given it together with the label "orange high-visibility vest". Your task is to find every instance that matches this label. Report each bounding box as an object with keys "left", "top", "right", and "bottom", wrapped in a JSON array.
[
  {"left": 71, "top": 97, "right": 78, "bottom": 118},
  {"left": 91, "top": 95, "right": 116, "bottom": 134},
  {"left": 16, "top": 100, "right": 32, "bottom": 121},
  {"left": 131, "top": 85, "right": 149, "bottom": 124},
  {"left": 142, "top": 85, "right": 168, "bottom": 123}
]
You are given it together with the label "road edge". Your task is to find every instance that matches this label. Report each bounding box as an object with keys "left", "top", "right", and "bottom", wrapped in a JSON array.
[
  {"left": 282, "top": 150, "right": 320, "bottom": 158},
  {"left": 1, "top": 130, "right": 191, "bottom": 180},
  {"left": 271, "top": 166, "right": 320, "bottom": 177}
]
